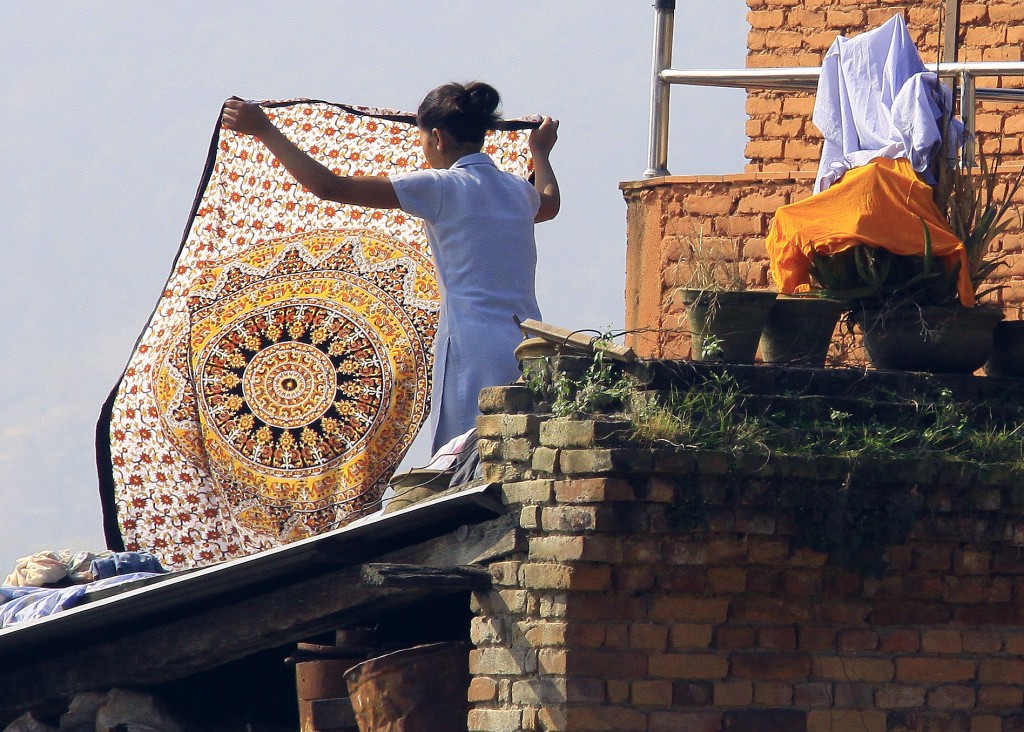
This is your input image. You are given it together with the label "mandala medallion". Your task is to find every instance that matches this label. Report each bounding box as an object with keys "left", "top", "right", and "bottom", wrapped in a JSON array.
[{"left": 242, "top": 340, "right": 341, "bottom": 431}]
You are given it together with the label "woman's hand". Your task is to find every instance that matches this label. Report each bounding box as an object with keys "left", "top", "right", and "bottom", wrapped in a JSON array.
[
  {"left": 529, "top": 115, "right": 559, "bottom": 158},
  {"left": 221, "top": 98, "right": 273, "bottom": 137}
]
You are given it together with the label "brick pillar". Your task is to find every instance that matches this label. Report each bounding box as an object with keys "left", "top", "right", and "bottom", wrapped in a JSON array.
[{"left": 471, "top": 380, "right": 1024, "bottom": 732}]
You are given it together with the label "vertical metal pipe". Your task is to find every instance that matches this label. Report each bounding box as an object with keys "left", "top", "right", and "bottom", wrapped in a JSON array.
[
  {"left": 960, "top": 70, "right": 977, "bottom": 167},
  {"left": 644, "top": 0, "right": 675, "bottom": 178},
  {"left": 942, "top": 0, "right": 961, "bottom": 68}
]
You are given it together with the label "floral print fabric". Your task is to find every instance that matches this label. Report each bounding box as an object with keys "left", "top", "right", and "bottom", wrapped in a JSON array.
[{"left": 98, "top": 99, "right": 534, "bottom": 569}]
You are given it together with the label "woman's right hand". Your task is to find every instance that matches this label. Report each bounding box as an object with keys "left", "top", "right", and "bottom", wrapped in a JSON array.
[
  {"left": 529, "top": 115, "right": 559, "bottom": 158},
  {"left": 221, "top": 98, "right": 272, "bottom": 136}
]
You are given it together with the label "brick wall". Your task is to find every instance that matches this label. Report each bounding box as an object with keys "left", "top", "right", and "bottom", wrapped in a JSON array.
[
  {"left": 620, "top": 1, "right": 1024, "bottom": 359},
  {"left": 620, "top": 171, "right": 1024, "bottom": 360},
  {"left": 744, "top": 0, "right": 1024, "bottom": 172},
  {"left": 468, "top": 380, "right": 1024, "bottom": 732}
]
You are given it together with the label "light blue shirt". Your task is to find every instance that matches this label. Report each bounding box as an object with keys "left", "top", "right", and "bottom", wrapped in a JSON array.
[{"left": 391, "top": 153, "right": 541, "bottom": 452}]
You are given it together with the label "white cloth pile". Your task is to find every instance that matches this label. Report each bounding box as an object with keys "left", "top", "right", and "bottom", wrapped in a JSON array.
[{"left": 813, "top": 14, "right": 964, "bottom": 193}]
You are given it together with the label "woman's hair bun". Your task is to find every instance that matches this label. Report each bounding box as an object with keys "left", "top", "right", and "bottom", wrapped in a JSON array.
[
  {"left": 418, "top": 81, "right": 502, "bottom": 146},
  {"left": 463, "top": 82, "right": 501, "bottom": 119}
]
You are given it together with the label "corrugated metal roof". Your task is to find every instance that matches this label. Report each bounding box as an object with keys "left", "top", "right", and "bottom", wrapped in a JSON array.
[{"left": 0, "top": 482, "right": 504, "bottom": 653}]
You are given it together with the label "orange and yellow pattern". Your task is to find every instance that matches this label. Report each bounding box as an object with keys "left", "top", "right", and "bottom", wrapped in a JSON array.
[{"left": 99, "top": 100, "right": 534, "bottom": 569}]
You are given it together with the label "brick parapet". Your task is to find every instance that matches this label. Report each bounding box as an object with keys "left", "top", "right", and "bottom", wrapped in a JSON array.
[
  {"left": 620, "top": 171, "right": 1024, "bottom": 359},
  {"left": 469, "top": 384, "right": 1024, "bottom": 732}
]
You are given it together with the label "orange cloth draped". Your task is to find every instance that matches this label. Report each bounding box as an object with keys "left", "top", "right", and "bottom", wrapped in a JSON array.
[{"left": 766, "top": 157, "right": 973, "bottom": 307}]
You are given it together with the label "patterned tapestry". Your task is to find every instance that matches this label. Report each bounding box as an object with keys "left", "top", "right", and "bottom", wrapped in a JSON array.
[{"left": 97, "top": 99, "right": 534, "bottom": 569}]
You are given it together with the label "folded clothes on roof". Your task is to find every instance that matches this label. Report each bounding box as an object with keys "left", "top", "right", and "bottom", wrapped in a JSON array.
[
  {"left": 0, "top": 572, "right": 163, "bottom": 628},
  {"left": 3, "top": 550, "right": 165, "bottom": 588}
]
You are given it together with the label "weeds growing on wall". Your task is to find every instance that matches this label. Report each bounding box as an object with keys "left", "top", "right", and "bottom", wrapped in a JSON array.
[
  {"left": 524, "top": 351, "right": 1024, "bottom": 575},
  {"left": 527, "top": 354, "right": 1024, "bottom": 468}
]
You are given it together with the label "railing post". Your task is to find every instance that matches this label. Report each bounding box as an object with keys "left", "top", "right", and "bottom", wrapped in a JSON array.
[
  {"left": 644, "top": 0, "right": 675, "bottom": 178},
  {"left": 960, "top": 70, "right": 976, "bottom": 167}
]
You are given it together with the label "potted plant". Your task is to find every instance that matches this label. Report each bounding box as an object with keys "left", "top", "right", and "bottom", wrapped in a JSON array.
[
  {"left": 809, "top": 142, "right": 1022, "bottom": 375},
  {"left": 676, "top": 229, "right": 776, "bottom": 363},
  {"left": 759, "top": 291, "right": 846, "bottom": 367}
]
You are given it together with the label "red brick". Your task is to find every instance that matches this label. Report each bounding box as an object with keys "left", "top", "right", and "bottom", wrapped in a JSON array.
[
  {"left": 814, "top": 656, "right": 894, "bottom": 683},
  {"left": 567, "top": 650, "right": 648, "bottom": 679},
  {"left": 651, "top": 597, "right": 729, "bottom": 623},
  {"left": 782, "top": 570, "right": 822, "bottom": 597},
  {"left": 731, "top": 652, "right": 811, "bottom": 681},
  {"left": 793, "top": 682, "right": 832, "bottom": 707},
  {"left": 673, "top": 680, "right": 713, "bottom": 707},
  {"left": 794, "top": 630, "right": 835, "bottom": 651},
  {"left": 871, "top": 601, "right": 950, "bottom": 626},
  {"left": 955, "top": 548, "right": 991, "bottom": 574},
  {"left": 896, "top": 658, "right": 976, "bottom": 683},
  {"left": 963, "top": 631, "right": 1002, "bottom": 654},
  {"left": 650, "top": 652, "right": 730, "bottom": 680},
  {"left": 913, "top": 545, "right": 953, "bottom": 571},
  {"left": 732, "top": 596, "right": 810, "bottom": 623},
  {"left": 921, "top": 629, "right": 964, "bottom": 654},
  {"left": 759, "top": 626, "right": 798, "bottom": 651},
  {"left": 880, "top": 629, "right": 921, "bottom": 653},
  {"left": 671, "top": 623, "right": 714, "bottom": 650},
  {"left": 717, "top": 625, "right": 758, "bottom": 651},
  {"left": 748, "top": 538, "right": 790, "bottom": 564},
  {"left": 564, "top": 706, "right": 647, "bottom": 732},
  {"left": 928, "top": 685, "right": 976, "bottom": 709},
  {"left": 943, "top": 576, "right": 1013, "bottom": 604},
  {"left": 708, "top": 567, "right": 748, "bottom": 593},
  {"left": 468, "top": 676, "right": 498, "bottom": 702},
  {"left": 753, "top": 681, "right": 794, "bottom": 706},
  {"left": 808, "top": 710, "right": 887, "bottom": 732},
  {"left": 632, "top": 679, "right": 674, "bottom": 707},
  {"left": 552, "top": 477, "right": 635, "bottom": 503},
  {"left": 838, "top": 629, "right": 878, "bottom": 652},
  {"left": 606, "top": 679, "right": 629, "bottom": 705},
  {"left": 979, "top": 658, "right": 1024, "bottom": 684},
  {"left": 971, "top": 715, "right": 1004, "bottom": 732},
  {"left": 818, "top": 600, "right": 871, "bottom": 624},
  {"left": 723, "top": 709, "right": 807, "bottom": 731},
  {"left": 714, "top": 680, "right": 753, "bottom": 706},
  {"left": 649, "top": 711, "right": 722, "bottom": 732},
  {"left": 566, "top": 596, "right": 644, "bottom": 622},
  {"left": 655, "top": 566, "right": 707, "bottom": 592},
  {"left": 629, "top": 623, "right": 668, "bottom": 651},
  {"left": 955, "top": 604, "right": 1024, "bottom": 626},
  {"left": 876, "top": 684, "right": 926, "bottom": 708},
  {"left": 978, "top": 685, "right": 1024, "bottom": 707},
  {"left": 747, "top": 568, "right": 784, "bottom": 594}
]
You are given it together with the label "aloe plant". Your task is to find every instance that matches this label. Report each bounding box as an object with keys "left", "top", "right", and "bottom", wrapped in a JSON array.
[{"left": 809, "top": 136, "right": 1022, "bottom": 310}]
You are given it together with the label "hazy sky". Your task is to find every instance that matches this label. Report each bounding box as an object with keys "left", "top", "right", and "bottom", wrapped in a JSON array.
[{"left": 0, "top": 2, "right": 748, "bottom": 571}]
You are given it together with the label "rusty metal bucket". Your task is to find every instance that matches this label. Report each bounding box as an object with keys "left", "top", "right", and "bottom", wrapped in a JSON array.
[{"left": 344, "top": 642, "right": 470, "bottom": 732}]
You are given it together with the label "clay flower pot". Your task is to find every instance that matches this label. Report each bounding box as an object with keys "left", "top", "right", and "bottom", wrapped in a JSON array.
[
  {"left": 984, "top": 320, "right": 1024, "bottom": 377},
  {"left": 760, "top": 295, "right": 845, "bottom": 366},
  {"left": 855, "top": 305, "right": 1003, "bottom": 374},
  {"left": 680, "top": 289, "right": 778, "bottom": 363}
]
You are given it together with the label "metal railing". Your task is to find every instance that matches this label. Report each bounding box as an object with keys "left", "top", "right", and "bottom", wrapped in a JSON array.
[{"left": 644, "top": 0, "right": 1024, "bottom": 177}]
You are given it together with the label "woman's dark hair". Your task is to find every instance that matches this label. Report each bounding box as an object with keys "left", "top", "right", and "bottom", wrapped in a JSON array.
[{"left": 417, "top": 81, "right": 501, "bottom": 146}]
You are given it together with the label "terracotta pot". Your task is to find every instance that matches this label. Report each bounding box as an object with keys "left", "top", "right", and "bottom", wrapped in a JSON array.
[
  {"left": 856, "top": 305, "right": 1003, "bottom": 374},
  {"left": 345, "top": 642, "right": 469, "bottom": 732},
  {"left": 984, "top": 320, "right": 1024, "bottom": 377},
  {"left": 680, "top": 289, "right": 778, "bottom": 364},
  {"left": 760, "top": 296, "right": 845, "bottom": 366}
]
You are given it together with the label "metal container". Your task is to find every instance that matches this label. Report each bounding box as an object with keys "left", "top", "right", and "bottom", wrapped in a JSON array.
[{"left": 344, "top": 642, "right": 470, "bottom": 732}]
